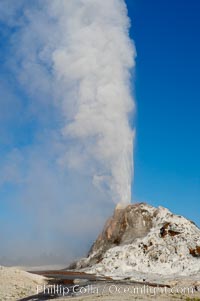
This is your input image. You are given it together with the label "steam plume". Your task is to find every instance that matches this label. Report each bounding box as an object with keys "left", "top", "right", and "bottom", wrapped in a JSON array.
[
  {"left": 51, "top": 0, "right": 136, "bottom": 204},
  {"left": 7, "top": 0, "right": 136, "bottom": 204},
  {"left": 0, "top": 0, "right": 136, "bottom": 265}
]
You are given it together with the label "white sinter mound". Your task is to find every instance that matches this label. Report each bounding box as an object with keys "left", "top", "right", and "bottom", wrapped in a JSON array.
[
  {"left": 0, "top": 266, "right": 46, "bottom": 301},
  {"left": 81, "top": 204, "right": 200, "bottom": 281}
]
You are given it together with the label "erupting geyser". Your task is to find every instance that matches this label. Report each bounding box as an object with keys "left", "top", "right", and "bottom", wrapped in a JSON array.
[
  {"left": 54, "top": 0, "right": 137, "bottom": 204},
  {"left": 10, "top": 0, "right": 136, "bottom": 204}
]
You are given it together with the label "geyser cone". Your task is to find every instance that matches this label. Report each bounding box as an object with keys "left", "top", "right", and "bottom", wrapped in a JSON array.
[{"left": 69, "top": 203, "right": 200, "bottom": 278}]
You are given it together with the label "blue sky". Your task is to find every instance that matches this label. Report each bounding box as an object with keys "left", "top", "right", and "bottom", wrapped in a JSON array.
[
  {"left": 127, "top": 0, "right": 200, "bottom": 223},
  {"left": 0, "top": 0, "right": 199, "bottom": 265}
]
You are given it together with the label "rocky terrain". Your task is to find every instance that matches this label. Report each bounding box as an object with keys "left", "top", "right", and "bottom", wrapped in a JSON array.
[
  {"left": 71, "top": 203, "right": 200, "bottom": 282},
  {"left": 0, "top": 266, "right": 46, "bottom": 301},
  {"left": 1, "top": 203, "right": 200, "bottom": 301}
]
